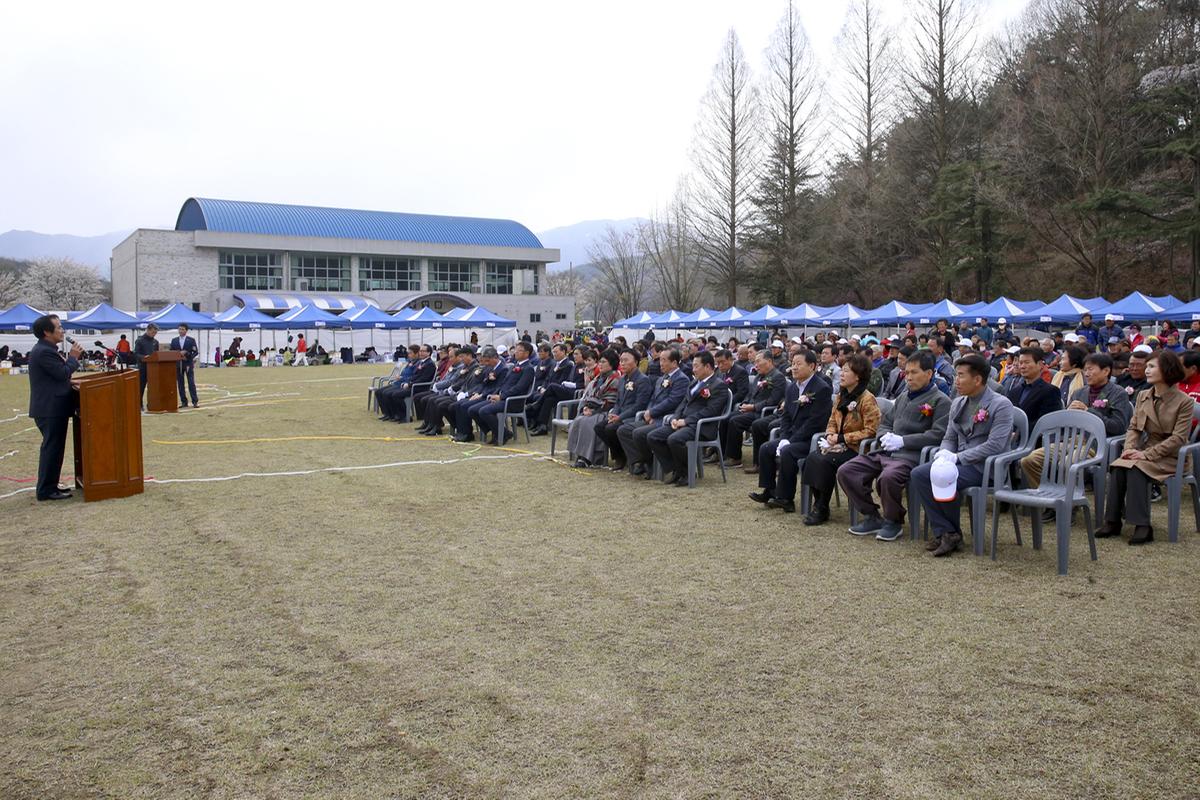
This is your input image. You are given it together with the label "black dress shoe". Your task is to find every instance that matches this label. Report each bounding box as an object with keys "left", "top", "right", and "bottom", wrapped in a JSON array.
[
  {"left": 574, "top": 458, "right": 590, "bottom": 468},
  {"left": 1094, "top": 522, "right": 1123, "bottom": 538},
  {"left": 630, "top": 463, "right": 646, "bottom": 476},
  {"left": 1129, "top": 525, "right": 1154, "bottom": 545},
  {"left": 611, "top": 458, "right": 627, "bottom": 472},
  {"left": 801, "top": 508, "right": 827, "bottom": 524},
  {"left": 38, "top": 491, "right": 72, "bottom": 501},
  {"left": 378, "top": 415, "right": 394, "bottom": 422},
  {"left": 529, "top": 426, "right": 548, "bottom": 436},
  {"left": 673, "top": 476, "right": 690, "bottom": 487},
  {"left": 660, "top": 471, "right": 676, "bottom": 485},
  {"left": 769, "top": 498, "right": 798, "bottom": 513},
  {"left": 749, "top": 491, "right": 771, "bottom": 504}
]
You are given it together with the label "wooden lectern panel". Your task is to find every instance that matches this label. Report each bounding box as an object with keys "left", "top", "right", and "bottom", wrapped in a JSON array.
[
  {"left": 145, "top": 350, "right": 184, "bottom": 413},
  {"left": 73, "top": 370, "right": 144, "bottom": 502}
]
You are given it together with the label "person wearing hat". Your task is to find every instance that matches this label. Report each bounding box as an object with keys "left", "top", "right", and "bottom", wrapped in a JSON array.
[
  {"left": 134, "top": 322, "right": 160, "bottom": 410},
  {"left": 447, "top": 346, "right": 507, "bottom": 442},
  {"left": 1100, "top": 314, "right": 1123, "bottom": 343},
  {"left": 1075, "top": 312, "right": 1100, "bottom": 348},
  {"left": 415, "top": 346, "right": 476, "bottom": 434},
  {"left": 910, "top": 354, "right": 1016, "bottom": 557},
  {"left": 994, "top": 317, "right": 1019, "bottom": 347},
  {"left": 1106, "top": 336, "right": 1123, "bottom": 354},
  {"left": 1126, "top": 323, "right": 1144, "bottom": 348},
  {"left": 769, "top": 339, "right": 788, "bottom": 369},
  {"left": 838, "top": 349, "right": 951, "bottom": 540}
]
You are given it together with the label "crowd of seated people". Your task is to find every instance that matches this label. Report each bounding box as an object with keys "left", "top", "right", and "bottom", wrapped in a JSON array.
[{"left": 366, "top": 313, "right": 1195, "bottom": 558}]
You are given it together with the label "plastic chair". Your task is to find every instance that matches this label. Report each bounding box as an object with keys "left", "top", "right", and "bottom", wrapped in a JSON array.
[
  {"left": 684, "top": 393, "right": 734, "bottom": 488},
  {"left": 988, "top": 410, "right": 1106, "bottom": 574},
  {"left": 367, "top": 363, "right": 405, "bottom": 411},
  {"left": 496, "top": 392, "right": 533, "bottom": 444},
  {"left": 549, "top": 398, "right": 582, "bottom": 457},
  {"left": 404, "top": 381, "right": 434, "bottom": 421}
]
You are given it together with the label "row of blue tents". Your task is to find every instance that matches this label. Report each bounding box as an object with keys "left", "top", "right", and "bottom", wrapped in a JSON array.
[
  {"left": 614, "top": 292, "right": 1198, "bottom": 328},
  {"left": 0, "top": 302, "right": 518, "bottom": 332}
]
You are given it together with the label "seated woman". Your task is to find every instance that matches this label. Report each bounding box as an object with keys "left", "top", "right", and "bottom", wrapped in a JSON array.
[
  {"left": 1097, "top": 349, "right": 1194, "bottom": 545},
  {"left": 800, "top": 353, "right": 881, "bottom": 526},
  {"left": 567, "top": 349, "right": 621, "bottom": 468}
]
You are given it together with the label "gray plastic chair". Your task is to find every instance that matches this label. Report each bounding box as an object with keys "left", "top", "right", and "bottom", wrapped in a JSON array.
[
  {"left": 549, "top": 397, "right": 582, "bottom": 457},
  {"left": 367, "top": 362, "right": 405, "bottom": 411},
  {"left": 988, "top": 410, "right": 1106, "bottom": 575},
  {"left": 684, "top": 393, "right": 734, "bottom": 488},
  {"left": 496, "top": 392, "right": 533, "bottom": 444}
]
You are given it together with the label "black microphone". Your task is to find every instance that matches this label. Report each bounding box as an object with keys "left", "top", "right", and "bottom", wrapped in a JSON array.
[{"left": 65, "top": 335, "right": 77, "bottom": 345}]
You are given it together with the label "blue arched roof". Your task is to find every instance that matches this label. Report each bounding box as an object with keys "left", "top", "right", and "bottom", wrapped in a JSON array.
[{"left": 175, "top": 197, "right": 545, "bottom": 249}]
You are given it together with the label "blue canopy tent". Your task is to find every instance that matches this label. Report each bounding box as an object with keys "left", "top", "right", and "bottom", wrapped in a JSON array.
[
  {"left": 0, "top": 303, "right": 46, "bottom": 331},
  {"left": 1160, "top": 297, "right": 1200, "bottom": 322},
  {"left": 271, "top": 303, "right": 352, "bottom": 359},
  {"left": 214, "top": 305, "right": 276, "bottom": 328},
  {"left": 447, "top": 306, "right": 516, "bottom": 328},
  {"left": 646, "top": 310, "right": 686, "bottom": 329},
  {"left": 953, "top": 297, "right": 1039, "bottom": 323},
  {"left": 141, "top": 303, "right": 218, "bottom": 329},
  {"left": 778, "top": 303, "right": 837, "bottom": 326},
  {"left": 1011, "top": 294, "right": 1093, "bottom": 324},
  {"left": 740, "top": 305, "right": 792, "bottom": 326},
  {"left": 814, "top": 303, "right": 869, "bottom": 327},
  {"left": 614, "top": 311, "right": 657, "bottom": 328},
  {"left": 1150, "top": 294, "right": 1183, "bottom": 310},
  {"left": 399, "top": 307, "right": 450, "bottom": 328},
  {"left": 910, "top": 299, "right": 969, "bottom": 325},
  {"left": 700, "top": 306, "right": 753, "bottom": 328},
  {"left": 65, "top": 303, "right": 141, "bottom": 330},
  {"left": 1093, "top": 292, "right": 1169, "bottom": 322},
  {"left": 859, "top": 300, "right": 925, "bottom": 326},
  {"left": 673, "top": 307, "right": 720, "bottom": 327},
  {"left": 342, "top": 304, "right": 407, "bottom": 355}
]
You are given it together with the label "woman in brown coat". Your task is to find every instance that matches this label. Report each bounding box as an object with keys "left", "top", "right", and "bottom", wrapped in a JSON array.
[
  {"left": 1097, "top": 349, "right": 1195, "bottom": 544},
  {"left": 801, "top": 353, "right": 881, "bottom": 526}
]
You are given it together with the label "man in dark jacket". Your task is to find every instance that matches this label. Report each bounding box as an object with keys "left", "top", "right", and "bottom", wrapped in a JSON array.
[
  {"left": 601, "top": 349, "right": 653, "bottom": 470},
  {"left": 28, "top": 314, "right": 82, "bottom": 501},
  {"left": 378, "top": 344, "right": 436, "bottom": 422},
  {"left": 720, "top": 351, "right": 786, "bottom": 468},
  {"left": 473, "top": 341, "right": 537, "bottom": 444},
  {"left": 134, "top": 323, "right": 160, "bottom": 410},
  {"left": 749, "top": 350, "right": 834, "bottom": 512},
  {"left": 618, "top": 348, "right": 689, "bottom": 476},
  {"left": 647, "top": 351, "right": 731, "bottom": 485},
  {"left": 1004, "top": 347, "right": 1063, "bottom": 431},
  {"left": 530, "top": 343, "right": 580, "bottom": 434}
]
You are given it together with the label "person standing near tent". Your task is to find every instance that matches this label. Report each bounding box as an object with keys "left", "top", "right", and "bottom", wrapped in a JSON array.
[
  {"left": 294, "top": 333, "right": 309, "bottom": 366},
  {"left": 28, "top": 314, "right": 82, "bottom": 501},
  {"left": 134, "top": 323, "right": 159, "bottom": 410},
  {"left": 170, "top": 323, "right": 199, "bottom": 408}
]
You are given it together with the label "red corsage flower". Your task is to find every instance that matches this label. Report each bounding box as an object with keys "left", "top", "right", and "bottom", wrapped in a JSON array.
[
  {"left": 919, "top": 403, "right": 934, "bottom": 417},
  {"left": 700, "top": 387, "right": 711, "bottom": 398}
]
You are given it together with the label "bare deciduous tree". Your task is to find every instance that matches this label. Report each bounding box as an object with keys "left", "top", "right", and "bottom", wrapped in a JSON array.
[
  {"left": 19, "top": 258, "right": 106, "bottom": 311},
  {"left": 639, "top": 181, "right": 704, "bottom": 311},
  {"left": 586, "top": 224, "right": 650, "bottom": 320},
  {"left": 691, "top": 28, "right": 759, "bottom": 307}
]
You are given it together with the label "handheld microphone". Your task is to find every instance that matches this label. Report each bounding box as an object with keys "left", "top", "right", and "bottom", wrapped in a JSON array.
[{"left": 65, "top": 335, "right": 77, "bottom": 345}]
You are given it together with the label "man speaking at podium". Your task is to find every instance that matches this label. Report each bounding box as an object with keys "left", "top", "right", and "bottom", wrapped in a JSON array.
[{"left": 29, "top": 314, "right": 82, "bottom": 501}]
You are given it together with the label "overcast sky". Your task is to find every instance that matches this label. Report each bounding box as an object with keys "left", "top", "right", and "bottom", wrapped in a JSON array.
[{"left": 1, "top": 0, "right": 1029, "bottom": 236}]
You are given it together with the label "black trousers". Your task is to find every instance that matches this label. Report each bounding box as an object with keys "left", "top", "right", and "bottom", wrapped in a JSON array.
[
  {"left": 537, "top": 385, "right": 576, "bottom": 426},
  {"left": 35, "top": 415, "right": 70, "bottom": 499},
  {"left": 378, "top": 384, "right": 413, "bottom": 420},
  {"left": 599, "top": 418, "right": 627, "bottom": 462},
  {"left": 748, "top": 416, "right": 779, "bottom": 466},
  {"left": 723, "top": 412, "right": 758, "bottom": 462},
  {"left": 138, "top": 366, "right": 148, "bottom": 407},
  {"left": 176, "top": 361, "right": 198, "bottom": 405},
  {"left": 801, "top": 449, "right": 857, "bottom": 512},
  {"left": 1105, "top": 465, "right": 1154, "bottom": 527},
  {"left": 412, "top": 390, "right": 438, "bottom": 421}
]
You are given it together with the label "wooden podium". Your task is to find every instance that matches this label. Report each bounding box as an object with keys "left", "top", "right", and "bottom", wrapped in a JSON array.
[
  {"left": 145, "top": 350, "right": 184, "bottom": 413},
  {"left": 72, "top": 370, "right": 144, "bottom": 502}
]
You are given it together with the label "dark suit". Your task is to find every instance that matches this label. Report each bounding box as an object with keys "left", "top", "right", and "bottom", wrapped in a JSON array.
[
  {"left": 723, "top": 368, "right": 787, "bottom": 464},
  {"left": 617, "top": 367, "right": 689, "bottom": 470},
  {"left": 451, "top": 361, "right": 508, "bottom": 438},
  {"left": 600, "top": 370, "right": 653, "bottom": 465},
  {"left": 719, "top": 363, "right": 751, "bottom": 407},
  {"left": 648, "top": 373, "right": 732, "bottom": 477},
  {"left": 431, "top": 361, "right": 487, "bottom": 433},
  {"left": 169, "top": 334, "right": 199, "bottom": 406},
  {"left": 473, "top": 359, "right": 536, "bottom": 441},
  {"left": 28, "top": 339, "right": 79, "bottom": 499},
  {"left": 1004, "top": 378, "right": 1062, "bottom": 433},
  {"left": 758, "top": 374, "right": 834, "bottom": 502},
  {"left": 378, "top": 357, "right": 436, "bottom": 421},
  {"left": 134, "top": 333, "right": 159, "bottom": 407},
  {"left": 535, "top": 358, "right": 583, "bottom": 427}
]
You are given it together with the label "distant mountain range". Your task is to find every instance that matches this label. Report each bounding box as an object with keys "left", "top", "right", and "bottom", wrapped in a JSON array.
[
  {"left": 0, "top": 229, "right": 131, "bottom": 277},
  {"left": 0, "top": 216, "right": 645, "bottom": 281},
  {"left": 537, "top": 218, "right": 646, "bottom": 272}
]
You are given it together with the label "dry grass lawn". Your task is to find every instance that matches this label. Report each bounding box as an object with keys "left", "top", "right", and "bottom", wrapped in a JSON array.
[{"left": 0, "top": 363, "right": 1197, "bottom": 798}]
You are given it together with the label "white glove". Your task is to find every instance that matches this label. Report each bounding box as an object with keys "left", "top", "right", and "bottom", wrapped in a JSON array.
[
  {"left": 776, "top": 438, "right": 790, "bottom": 455},
  {"left": 881, "top": 432, "right": 904, "bottom": 451},
  {"left": 562, "top": 381, "right": 577, "bottom": 390},
  {"left": 818, "top": 437, "right": 831, "bottom": 453},
  {"left": 456, "top": 391, "right": 467, "bottom": 401},
  {"left": 934, "top": 449, "right": 958, "bottom": 464}
]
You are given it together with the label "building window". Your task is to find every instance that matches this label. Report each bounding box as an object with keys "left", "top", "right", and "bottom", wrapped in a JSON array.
[
  {"left": 359, "top": 256, "right": 420, "bottom": 291},
  {"left": 555, "top": 313, "right": 567, "bottom": 320},
  {"left": 219, "top": 251, "right": 282, "bottom": 290},
  {"left": 530, "top": 313, "right": 542, "bottom": 323},
  {"left": 486, "top": 261, "right": 538, "bottom": 295},
  {"left": 291, "top": 254, "right": 349, "bottom": 291},
  {"left": 428, "top": 259, "right": 479, "bottom": 292}
]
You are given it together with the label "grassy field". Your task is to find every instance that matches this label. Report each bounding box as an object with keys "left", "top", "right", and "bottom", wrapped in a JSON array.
[{"left": 0, "top": 364, "right": 1196, "bottom": 799}]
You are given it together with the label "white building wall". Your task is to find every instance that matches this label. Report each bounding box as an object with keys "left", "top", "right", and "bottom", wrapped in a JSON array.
[{"left": 112, "top": 229, "right": 219, "bottom": 311}]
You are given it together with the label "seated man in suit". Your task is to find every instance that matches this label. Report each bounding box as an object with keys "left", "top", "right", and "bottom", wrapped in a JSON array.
[
  {"left": 601, "top": 348, "right": 654, "bottom": 470},
  {"left": 449, "top": 347, "right": 507, "bottom": 442},
  {"left": 837, "top": 349, "right": 951, "bottom": 540},
  {"left": 28, "top": 314, "right": 83, "bottom": 501},
  {"left": 530, "top": 343, "right": 580, "bottom": 435},
  {"left": 749, "top": 350, "right": 833, "bottom": 512},
  {"left": 910, "top": 354, "right": 1016, "bottom": 557},
  {"left": 472, "top": 341, "right": 536, "bottom": 445},
  {"left": 521, "top": 342, "right": 555, "bottom": 422},
  {"left": 1004, "top": 346, "right": 1062, "bottom": 432},
  {"left": 378, "top": 344, "right": 436, "bottom": 422},
  {"left": 425, "top": 348, "right": 485, "bottom": 436},
  {"left": 719, "top": 350, "right": 785, "bottom": 469},
  {"left": 415, "top": 346, "right": 472, "bottom": 433},
  {"left": 617, "top": 348, "right": 689, "bottom": 476},
  {"left": 646, "top": 351, "right": 732, "bottom": 485}
]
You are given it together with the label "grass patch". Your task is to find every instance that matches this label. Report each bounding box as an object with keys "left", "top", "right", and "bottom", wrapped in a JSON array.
[{"left": 0, "top": 364, "right": 1196, "bottom": 798}]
